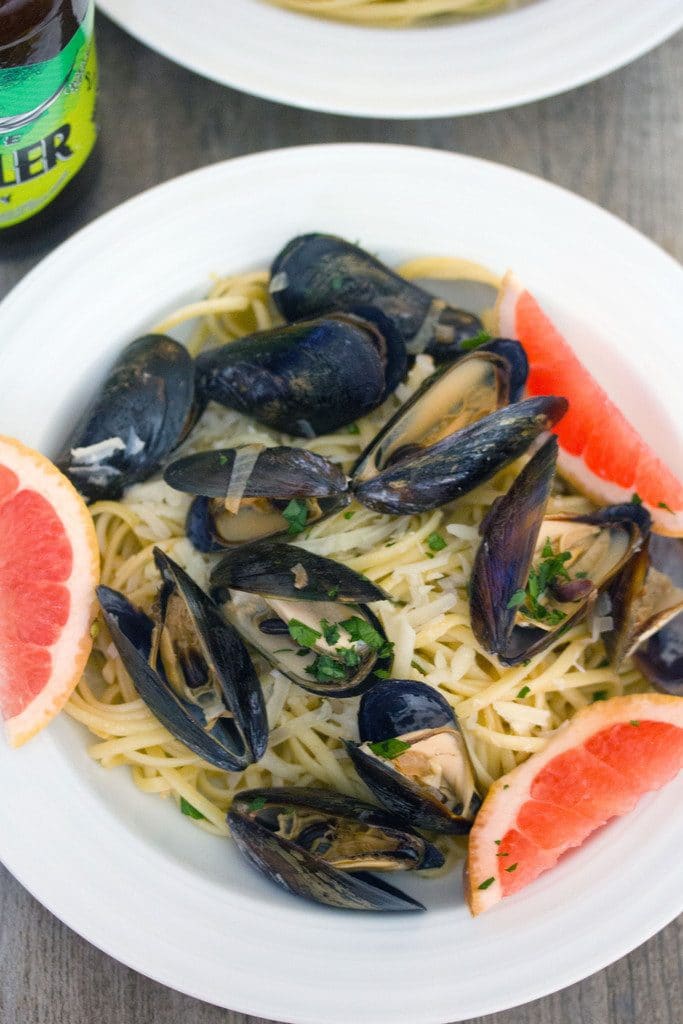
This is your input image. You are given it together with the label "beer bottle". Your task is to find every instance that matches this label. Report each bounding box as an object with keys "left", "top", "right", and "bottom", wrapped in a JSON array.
[{"left": 0, "top": 1, "right": 97, "bottom": 230}]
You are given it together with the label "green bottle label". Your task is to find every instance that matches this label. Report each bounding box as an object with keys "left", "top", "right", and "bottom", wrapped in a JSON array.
[{"left": 0, "top": 4, "right": 97, "bottom": 228}]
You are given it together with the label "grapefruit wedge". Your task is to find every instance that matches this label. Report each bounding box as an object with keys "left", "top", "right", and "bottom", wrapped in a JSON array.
[
  {"left": 495, "top": 272, "right": 683, "bottom": 536},
  {"left": 466, "top": 694, "right": 683, "bottom": 914},
  {"left": 0, "top": 436, "right": 100, "bottom": 746}
]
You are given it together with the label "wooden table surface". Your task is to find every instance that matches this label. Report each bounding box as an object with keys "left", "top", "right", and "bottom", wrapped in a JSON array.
[{"left": 1, "top": 13, "right": 682, "bottom": 1024}]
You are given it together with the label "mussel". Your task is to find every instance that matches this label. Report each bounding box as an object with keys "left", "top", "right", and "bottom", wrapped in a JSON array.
[
  {"left": 353, "top": 395, "right": 567, "bottom": 516},
  {"left": 351, "top": 343, "right": 528, "bottom": 486},
  {"left": 195, "top": 313, "right": 406, "bottom": 437},
  {"left": 97, "top": 548, "right": 268, "bottom": 771},
  {"left": 228, "top": 787, "right": 443, "bottom": 911},
  {"left": 270, "top": 233, "right": 483, "bottom": 362},
  {"left": 57, "top": 335, "right": 198, "bottom": 501},
  {"left": 346, "top": 680, "right": 480, "bottom": 834},
  {"left": 609, "top": 534, "right": 683, "bottom": 694},
  {"left": 211, "top": 544, "right": 392, "bottom": 698},
  {"left": 470, "top": 437, "right": 651, "bottom": 665},
  {"left": 164, "top": 444, "right": 349, "bottom": 552}
]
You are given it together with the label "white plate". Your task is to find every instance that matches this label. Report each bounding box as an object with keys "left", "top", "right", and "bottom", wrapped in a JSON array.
[
  {"left": 0, "top": 145, "right": 682, "bottom": 1023},
  {"left": 97, "top": 0, "right": 683, "bottom": 118}
]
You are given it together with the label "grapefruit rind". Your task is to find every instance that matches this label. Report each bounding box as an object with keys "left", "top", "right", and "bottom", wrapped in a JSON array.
[
  {"left": 466, "top": 694, "right": 683, "bottom": 915},
  {"left": 0, "top": 436, "right": 100, "bottom": 747},
  {"left": 495, "top": 271, "right": 683, "bottom": 537}
]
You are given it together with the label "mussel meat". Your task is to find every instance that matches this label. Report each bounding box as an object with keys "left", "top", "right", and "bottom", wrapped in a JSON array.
[
  {"left": 353, "top": 395, "right": 568, "bottom": 516},
  {"left": 228, "top": 787, "right": 443, "bottom": 911},
  {"left": 347, "top": 680, "right": 480, "bottom": 834},
  {"left": 97, "top": 548, "right": 268, "bottom": 771},
  {"left": 195, "top": 313, "right": 403, "bottom": 437},
  {"left": 270, "top": 233, "right": 483, "bottom": 362},
  {"left": 211, "top": 546, "right": 392, "bottom": 698},
  {"left": 470, "top": 437, "right": 651, "bottom": 665},
  {"left": 57, "top": 335, "right": 198, "bottom": 501},
  {"left": 351, "top": 343, "right": 527, "bottom": 486},
  {"left": 164, "top": 444, "right": 349, "bottom": 552},
  {"left": 609, "top": 534, "right": 683, "bottom": 694}
]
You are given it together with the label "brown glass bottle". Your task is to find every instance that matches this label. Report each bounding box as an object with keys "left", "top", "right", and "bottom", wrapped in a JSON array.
[{"left": 0, "top": 0, "right": 98, "bottom": 232}]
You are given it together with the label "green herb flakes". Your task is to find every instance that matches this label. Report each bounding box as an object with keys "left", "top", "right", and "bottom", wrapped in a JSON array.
[
  {"left": 494, "top": 839, "right": 501, "bottom": 845},
  {"left": 517, "top": 685, "right": 531, "bottom": 699},
  {"left": 320, "top": 619, "right": 341, "bottom": 646},
  {"left": 347, "top": 423, "right": 360, "bottom": 435},
  {"left": 505, "top": 863, "right": 518, "bottom": 873},
  {"left": 287, "top": 619, "right": 321, "bottom": 649},
  {"left": 180, "top": 798, "right": 205, "bottom": 820},
  {"left": 658, "top": 501, "right": 674, "bottom": 513},
  {"left": 306, "top": 655, "right": 347, "bottom": 682},
  {"left": 374, "top": 669, "right": 391, "bottom": 679},
  {"left": 507, "top": 590, "right": 527, "bottom": 609},
  {"left": 478, "top": 876, "right": 495, "bottom": 890},
  {"left": 247, "top": 796, "right": 267, "bottom": 813},
  {"left": 427, "top": 532, "right": 447, "bottom": 552},
  {"left": 327, "top": 586, "right": 340, "bottom": 600},
  {"left": 369, "top": 738, "right": 411, "bottom": 760},
  {"left": 218, "top": 453, "right": 229, "bottom": 466},
  {"left": 630, "top": 720, "right": 640, "bottom": 727},
  {"left": 282, "top": 498, "right": 309, "bottom": 535},
  {"left": 592, "top": 690, "right": 608, "bottom": 702},
  {"left": 460, "top": 329, "right": 493, "bottom": 352},
  {"left": 343, "top": 510, "right": 356, "bottom": 520},
  {"left": 411, "top": 659, "right": 427, "bottom": 676},
  {"left": 341, "top": 616, "right": 393, "bottom": 658},
  {"left": 631, "top": 492, "right": 643, "bottom": 505}
]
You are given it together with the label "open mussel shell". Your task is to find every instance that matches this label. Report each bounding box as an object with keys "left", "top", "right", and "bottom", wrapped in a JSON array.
[
  {"left": 270, "top": 233, "right": 483, "bottom": 362},
  {"left": 217, "top": 587, "right": 392, "bottom": 698},
  {"left": 228, "top": 787, "right": 443, "bottom": 911},
  {"left": 351, "top": 345, "right": 524, "bottom": 486},
  {"left": 195, "top": 314, "right": 392, "bottom": 437},
  {"left": 164, "top": 444, "right": 349, "bottom": 551},
  {"left": 57, "top": 335, "right": 198, "bottom": 501},
  {"left": 210, "top": 541, "right": 389, "bottom": 605},
  {"left": 347, "top": 680, "right": 480, "bottom": 834},
  {"left": 609, "top": 535, "right": 683, "bottom": 694},
  {"left": 353, "top": 395, "right": 568, "bottom": 516},
  {"left": 97, "top": 548, "right": 268, "bottom": 771},
  {"left": 470, "top": 438, "right": 651, "bottom": 666}
]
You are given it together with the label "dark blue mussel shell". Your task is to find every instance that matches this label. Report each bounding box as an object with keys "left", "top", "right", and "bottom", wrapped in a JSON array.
[
  {"left": 347, "top": 680, "right": 480, "bottom": 835},
  {"left": 195, "top": 314, "right": 396, "bottom": 437},
  {"left": 228, "top": 787, "right": 444, "bottom": 911},
  {"left": 97, "top": 548, "right": 268, "bottom": 771},
  {"left": 270, "top": 233, "right": 483, "bottom": 363},
  {"left": 57, "top": 335, "right": 198, "bottom": 502},
  {"left": 470, "top": 438, "right": 651, "bottom": 666}
]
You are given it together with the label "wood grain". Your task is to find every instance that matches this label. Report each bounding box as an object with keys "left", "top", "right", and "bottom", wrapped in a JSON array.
[{"left": 0, "top": 13, "right": 681, "bottom": 1023}]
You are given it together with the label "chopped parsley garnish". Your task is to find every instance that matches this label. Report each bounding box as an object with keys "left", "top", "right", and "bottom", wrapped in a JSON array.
[
  {"left": 385, "top": 540, "right": 397, "bottom": 548},
  {"left": 575, "top": 571, "right": 589, "bottom": 579},
  {"left": 343, "top": 510, "right": 356, "bottom": 520},
  {"left": 494, "top": 839, "right": 501, "bottom": 845},
  {"left": 89, "top": 621, "right": 100, "bottom": 640},
  {"left": 631, "top": 492, "right": 643, "bottom": 505},
  {"left": 658, "top": 501, "right": 673, "bottom": 513},
  {"left": 369, "top": 738, "right": 411, "bottom": 759},
  {"left": 592, "top": 690, "right": 608, "bottom": 702},
  {"left": 496, "top": 851, "right": 510, "bottom": 857},
  {"left": 320, "top": 619, "right": 341, "bottom": 646},
  {"left": 478, "top": 876, "right": 495, "bottom": 890},
  {"left": 507, "top": 538, "right": 575, "bottom": 625},
  {"left": 517, "top": 685, "right": 531, "bottom": 699},
  {"left": 180, "top": 798, "right": 205, "bottom": 820},
  {"left": 347, "top": 423, "right": 360, "bottom": 435},
  {"left": 505, "top": 863, "right": 519, "bottom": 873},
  {"left": 411, "top": 659, "right": 427, "bottom": 676},
  {"left": 341, "top": 616, "right": 394, "bottom": 658},
  {"left": 427, "top": 532, "right": 447, "bottom": 552},
  {"left": 306, "top": 655, "right": 347, "bottom": 682},
  {"left": 218, "top": 453, "right": 229, "bottom": 465},
  {"left": 374, "top": 669, "right": 391, "bottom": 679},
  {"left": 503, "top": 784, "right": 510, "bottom": 790},
  {"left": 630, "top": 720, "right": 640, "bottom": 727},
  {"left": 327, "top": 586, "right": 340, "bottom": 600},
  {"left": 460, "top": 329, "right": 493, "bottom": 352},
  {"left": 282, "top": 498, "right": 309, "bottom": 535},
  {"left": 247, "top": 796, "right": 267, "bottom": 812},
  {"left": 287, "top": 619, "right": 321, "bottom": 649}
]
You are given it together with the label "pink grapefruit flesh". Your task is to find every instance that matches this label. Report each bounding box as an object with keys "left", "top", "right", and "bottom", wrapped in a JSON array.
[
  {"left": 466, "top": 694, "right": 683, "bottom": 914},
  {"left": 0, "top": 436, "right": 100, "bottom": 746},
  {"left": 495, "top": 272, "right": 683, "bottom": 536}
]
